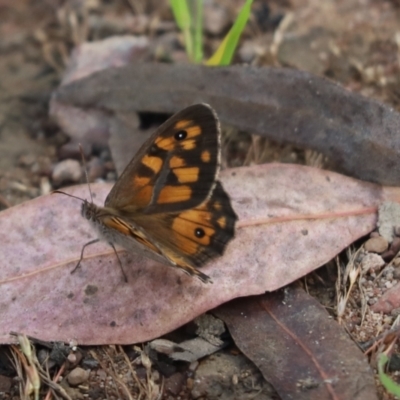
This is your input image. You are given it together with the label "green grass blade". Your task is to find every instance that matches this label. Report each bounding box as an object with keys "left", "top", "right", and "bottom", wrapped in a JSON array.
[
  {"left": 378, "top": 353, "right": 400, "bottom": 396},
  {"left": 192, "top": 0, "right": 203, "bottom": 63},
  {"left": 170, "top": 0, "right": 203, "bottom": 63},
  {"left": 206, "top": 0, "right": 253, "bottom": 66},
  {"left": 170, "top": 0, "right": 193, "bottom": 61}
]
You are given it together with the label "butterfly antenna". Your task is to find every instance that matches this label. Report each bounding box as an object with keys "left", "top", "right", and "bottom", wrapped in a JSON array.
[
  {"left": 79, "top": 144, "right": 94, "bottom": 203},
  {"left": 52, "top": 190, "right": 85, "bottom": 202}
]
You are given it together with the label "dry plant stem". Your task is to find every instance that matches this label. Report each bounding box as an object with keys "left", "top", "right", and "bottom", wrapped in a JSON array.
[
  {"left": 357, "top": 264, "right": 369, "bottom": 326},
  {"left": 90, "top": 349, "right": 134, "bottom": 400},
  {"left": 10, "top": 346, "right": 24, "bottom": 399},
  {"left": 336, "top": 247, "right": 362, "bottom": 324},
  {"left": 375, "top": 248, "right": 400, "bottom": 281},
  {"left": 42, "top": 361, "right": 71, "bottom": 400},
  {"left": 118, "top": 345, "right": 146, "bottom": 400},
  {"left": 9, "top": 333, "right": 71, "bottom": 399},
  {"left": 270, "top": 12, "right": 294, "bottom": 63},
  {"left": 12, "top": 347, "right": 40, "bottom": 400},
  {"left": 363, "top": 325, "right": 400, "bottom": 355}
]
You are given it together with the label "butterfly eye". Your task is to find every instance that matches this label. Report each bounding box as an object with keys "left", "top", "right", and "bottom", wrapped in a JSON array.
[
  {"left": 195, "top": 228, "right": 205, "bottom": 238},
  {"left": 174, "top": 130, "right": 187, "bottom": 141}
]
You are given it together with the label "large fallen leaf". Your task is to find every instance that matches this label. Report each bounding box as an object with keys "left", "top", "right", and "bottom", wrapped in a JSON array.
[
  {"left": 215, "top": 286, "right": 378, "bottom": 400},
  {"left": 1, "top": 164, "right": 399, "bottom": 344},
  {"left": 53, "top": 61, "right": 400, "bottom": 185}
]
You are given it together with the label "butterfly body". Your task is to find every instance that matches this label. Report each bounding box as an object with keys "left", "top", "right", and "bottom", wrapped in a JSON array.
[{"left": 80, "top": 104, "right": 237, "bottom": 283}]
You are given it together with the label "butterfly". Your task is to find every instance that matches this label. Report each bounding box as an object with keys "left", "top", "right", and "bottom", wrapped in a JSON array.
[{"left": 57, "top": 104, "right": 237, "bottom": 283}]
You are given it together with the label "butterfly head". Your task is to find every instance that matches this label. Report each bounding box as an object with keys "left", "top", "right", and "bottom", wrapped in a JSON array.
[{"left": 81, "top": 200, "right": 99, "bottom": 222}]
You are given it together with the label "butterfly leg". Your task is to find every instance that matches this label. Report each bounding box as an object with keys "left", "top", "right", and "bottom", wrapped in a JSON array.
[
  {"left": 72, "top": 238, "right": 100, "bottom": 274},
  {"left": 109, "top": 242, "right": 128, "bottom": 283}
]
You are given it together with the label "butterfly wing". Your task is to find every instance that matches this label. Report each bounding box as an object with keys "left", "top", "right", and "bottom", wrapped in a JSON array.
[
  {"left": 105, "top": 103, "right": 220, "bottom": 215},
  {"left": 131, "top": 182, "right": 237, "bottom": 282}
]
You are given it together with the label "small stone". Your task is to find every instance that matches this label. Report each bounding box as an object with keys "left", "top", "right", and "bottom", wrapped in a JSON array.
[
  {"left": 364, "top": 236, "right": 388, "bottom": 253},
  {"left": 393, "top": 266, "right": 400, "bottom": 279},
  {"left": 391, "top": 237, "right": 400, "bottom": 254},
  {"left": 370, "top": 231, "right": 380, "bottom": 238},
  {"left": 67, "top": 367, "right": 90, "bottom": 386},
  {"left": 395, "top": 226, "right": 400, "bottom": 237},
  {"left": 52, "top": 159, "right": 82, "bottom": 186},
  {"left": 381, "top": 250, "right": 395, "bottom": 262},
  {"left": 67, "top": 351, "right": 83, "bottom": 367},
  {"left": 164, "top": 373, "right": 185, "bottom": 396},
  {"left": 360, "top": 253, "right": 385, "bottom": 273}
]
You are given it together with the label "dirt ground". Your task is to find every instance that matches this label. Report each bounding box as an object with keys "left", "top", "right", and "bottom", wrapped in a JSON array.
[{"left": 2, "top": 0, "right": 400, "bottom": 399}]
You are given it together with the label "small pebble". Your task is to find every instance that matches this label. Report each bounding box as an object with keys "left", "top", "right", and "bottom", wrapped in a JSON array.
[
  {"left": 393, "top": 266, "right": 400, "bottom": 279},
  {"left": 67, "top": 351, "right": 83, "bottom": 367},
  {"left": 381, "top": 250, "right": 395, "bottom": 262},
  {"left": 364, "top": 236, "right": 389, "bottom": 253},
  {"left": 360, "top": 253, "right": 385, "bottom": 273},
  {"left": 391, "top": 237, "right": 400, "bottom": 254},
  {"left": 67, "top": 367, "right": 90, "bottom": 386},
  {"left": 52, "top": 159, "right": 82, "bottom": 185}
]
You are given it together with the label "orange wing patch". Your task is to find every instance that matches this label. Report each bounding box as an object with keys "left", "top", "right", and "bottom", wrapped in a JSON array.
[
  {"left": 141, "top": 155, "right": 163, "bottom": 174},
  {"left": 180, "top": 139, "right": 196, "bottom": 150},
  {"left": 134, "top": 185, "right": 154, "bottom": 207},
  {"left": 171, "top": 215, "right": 214, "bottom": 247},
  {"left": 133, "top": 175, "right": 151, "bottom": 187},
  {"left": 213, "top": 201, "right": 222, "bottom": 211},
  {"left": 174, "top": 120, "right": 192, "bottom": 129},
  {"left": 186, "top": 125, "right": 201, "bottom": 137},
  {"left": 173, "top": 167, "right": 200, "bottom": 183},
  {"left": 177, "top": 208, "right": 212, "bottom": 226},
  {"left": 201, "top": 150, "right": 211, "bottom": 163},
  {"left": 169, "top": 156, "right": 186, "bottom": 168},
  {"left": 158, "top": 185, "right": 192, "bottom": 204},
  {"left": 103, "top": 216, "right": 131, "bottom": 235},
  {"left": 155, "top": 136, "right": 175, "bottom": 151},
  {"left": 217, "top": 216, "right": 226, "bottom": 229}
]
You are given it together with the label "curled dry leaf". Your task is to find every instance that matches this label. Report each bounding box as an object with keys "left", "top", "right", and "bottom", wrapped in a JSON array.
[
  {"left": 0, "top": 164, "right": 399, "bottom": 344},
  {"left": 215, "top": 287, "right": 378, "bottom": 400},
  {"left": 53, "top": 61, "right": 400, "bottom": 185}
]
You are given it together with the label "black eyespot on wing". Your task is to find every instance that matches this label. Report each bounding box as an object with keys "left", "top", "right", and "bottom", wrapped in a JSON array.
[
  {"left": 195, "top": 228, "right": 205, "bottom": 238},
  {"left": 175, "top": 130, "right": 187, "bottom": 141}
]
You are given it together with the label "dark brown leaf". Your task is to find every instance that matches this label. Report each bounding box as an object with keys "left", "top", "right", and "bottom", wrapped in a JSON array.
[
  {"left": 215, "top": 286, "right": 378, "bottom": 400},
  {"left": 53, "top": 63, "right": 400, "bottom": 185}
]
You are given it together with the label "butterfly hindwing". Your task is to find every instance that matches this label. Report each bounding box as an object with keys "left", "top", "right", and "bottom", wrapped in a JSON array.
[
  {"left": 131, "top": 181, "right": 237, "bottom": 281},
  {"left": 105, "top": 104, "right": 220, "bottom": 215}
]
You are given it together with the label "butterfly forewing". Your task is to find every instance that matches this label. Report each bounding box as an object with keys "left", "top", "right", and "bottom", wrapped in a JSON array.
[{"left": 105, "top": 104, "right": 220, "bottom": 215}]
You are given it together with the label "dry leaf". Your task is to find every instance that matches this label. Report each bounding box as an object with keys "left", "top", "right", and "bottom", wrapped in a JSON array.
[
  {"left": 0, "top": 164, "right": 398, "bottom": 344},
  {"left": 215, "top": 286, "right": 378, "bottom": 400},
  {"left": 53, "top": 61, "right": 400, "bottom": 185}
]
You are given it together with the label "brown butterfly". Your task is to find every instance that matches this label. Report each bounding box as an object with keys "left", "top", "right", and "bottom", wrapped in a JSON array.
[{"left": 57, "top": 104, "right": 237, "bottom": 283}]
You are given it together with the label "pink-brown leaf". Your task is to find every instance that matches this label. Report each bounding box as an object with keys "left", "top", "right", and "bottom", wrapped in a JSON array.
[{"left": 0, "top": 164, "right": 398, "bottom": 344}]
